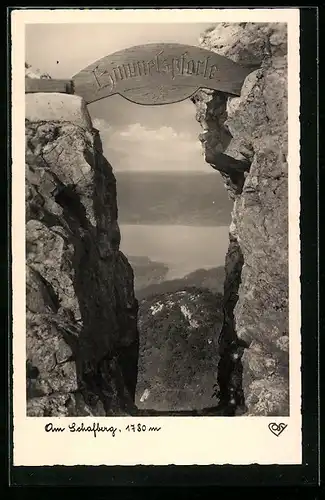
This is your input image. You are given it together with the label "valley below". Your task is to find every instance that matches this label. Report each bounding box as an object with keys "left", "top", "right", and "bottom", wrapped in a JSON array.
[{"left": 122, "top": 232, "right": 227, "bottom": 413}]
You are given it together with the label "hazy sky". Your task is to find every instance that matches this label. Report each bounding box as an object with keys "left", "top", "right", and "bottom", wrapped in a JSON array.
[{"left": 26, "top": 23, "right": 216, "bottom": 172}]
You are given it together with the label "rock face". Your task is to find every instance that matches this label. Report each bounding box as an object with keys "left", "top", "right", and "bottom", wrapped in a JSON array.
[
  {"left": 194, "top": 23, "right": 289, "bottom": 415},
  {"left": 136, "top": 288, "right": 224, "bottom": 412},
  {"left": 26, "top": 86, "right": 139, "bottom": 415}
]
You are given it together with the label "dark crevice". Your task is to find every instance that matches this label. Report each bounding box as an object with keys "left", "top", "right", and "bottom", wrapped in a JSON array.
[
  {"left": 64, "top": 140, "right": 138, "bottom": 415},
  {"left": 54, "top": 183, "right": 90, "bottom": 230},
  {"left": 36, "top": 271, "right": 61, "bottom": 313},
  {"left": 26, "top": 360, "right": 43, "bottom": 399},
  {"left": 93, "top": 131, "right": 119, "bottom": 224},
  {"left": 26, "top": 360, "right": 40, "bottom": 380},
  {"left": 79, "top": 354, "right": 137, "bottom": 416},
  {"left": 208, "top": 153, "right": 251, "bottom": 196},
  {"left": 116, "top": 341, "right": 139, "bottom": 402},
  {"left": 114, "top": 281, "right": 139, "bottom": 402},
  {"left": 216, "top": 237, "right": 248, "bottom": 414}
]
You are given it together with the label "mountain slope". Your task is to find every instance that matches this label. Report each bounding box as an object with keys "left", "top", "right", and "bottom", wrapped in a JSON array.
[{"left": 136, "top": 287, "right": 224, "bottom": 412}]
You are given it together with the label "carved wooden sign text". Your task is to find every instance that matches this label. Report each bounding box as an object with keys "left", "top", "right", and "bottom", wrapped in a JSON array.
[{"left": 72, "top": 43, "right": 253, "bottom": 106}]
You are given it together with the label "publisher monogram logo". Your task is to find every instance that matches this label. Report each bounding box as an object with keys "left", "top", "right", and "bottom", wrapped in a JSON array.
[{"left": 268, "top": 423, "right": 288, "bottom": 437}]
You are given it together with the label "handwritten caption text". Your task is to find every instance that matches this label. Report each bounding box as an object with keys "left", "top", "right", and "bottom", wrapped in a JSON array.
[{"left": 44, "top": 422, "right": 161, "bottom": 438}]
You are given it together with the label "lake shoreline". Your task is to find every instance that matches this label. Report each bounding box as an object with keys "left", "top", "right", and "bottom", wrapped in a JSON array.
[{"left": 120, "top": 224, "right": 230, "bottom": 285}]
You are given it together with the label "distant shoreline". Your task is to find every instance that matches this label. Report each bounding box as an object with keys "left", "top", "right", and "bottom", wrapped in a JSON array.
[{"left": 115, "top": 170, "right": 232, "bottom": 227}]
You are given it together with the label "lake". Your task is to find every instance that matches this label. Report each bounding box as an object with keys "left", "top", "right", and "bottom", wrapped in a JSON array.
[{"left": 119, "top": 224, "right": 230, "bottom": 280}]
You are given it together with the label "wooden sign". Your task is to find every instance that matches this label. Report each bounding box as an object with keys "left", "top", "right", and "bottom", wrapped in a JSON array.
[
  {"left": 72, "top": 43, "right": 253, "bottom": 106},
  {"left": 25, "top": 78, "right": 74, "bottom": 95}
]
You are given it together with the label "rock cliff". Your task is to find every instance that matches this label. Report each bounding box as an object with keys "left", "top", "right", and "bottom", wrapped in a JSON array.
[
  {"left": 26, "top": 79, "right": 139, "bottom": 415},
  {"left": 193, "top": 22, "right": 289, "bottom": 415}
]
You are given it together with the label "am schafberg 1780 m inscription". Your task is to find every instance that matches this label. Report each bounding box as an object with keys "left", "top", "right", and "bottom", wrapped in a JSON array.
[{"left": 44, "top": 422, "right": 161, "bottom": 438}]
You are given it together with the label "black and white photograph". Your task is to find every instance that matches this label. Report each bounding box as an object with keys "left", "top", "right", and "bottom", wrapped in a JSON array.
[{"left": 11, "top": 8, "right": 302, "bottom": 466}]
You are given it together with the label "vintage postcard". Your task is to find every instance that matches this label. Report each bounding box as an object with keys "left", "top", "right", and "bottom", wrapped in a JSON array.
[{"left": 11, "top": 8, "right": 302, "bottom": 466}]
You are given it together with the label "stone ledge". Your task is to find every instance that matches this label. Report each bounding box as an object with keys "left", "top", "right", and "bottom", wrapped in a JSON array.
[{"left": 25, "top": 93, "right": 93, "bottom": 130}]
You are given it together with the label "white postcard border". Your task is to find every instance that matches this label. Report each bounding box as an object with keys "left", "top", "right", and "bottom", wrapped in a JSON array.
[{"left": 11, "top": 8, "right": 301, "bottom": 466}]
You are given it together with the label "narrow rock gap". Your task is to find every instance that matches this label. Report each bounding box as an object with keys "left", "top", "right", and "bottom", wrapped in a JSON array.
[{"left": 26, "top": 101, "right": 248, "bottom": 417}]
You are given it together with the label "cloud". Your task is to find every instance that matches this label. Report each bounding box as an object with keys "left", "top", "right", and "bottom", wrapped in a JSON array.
[
  {"left": 92, "top": 117, "right": 113, "bottom": 133},
  {"left": 92, "top": 119, "right": 204, "bottom": 171}
]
